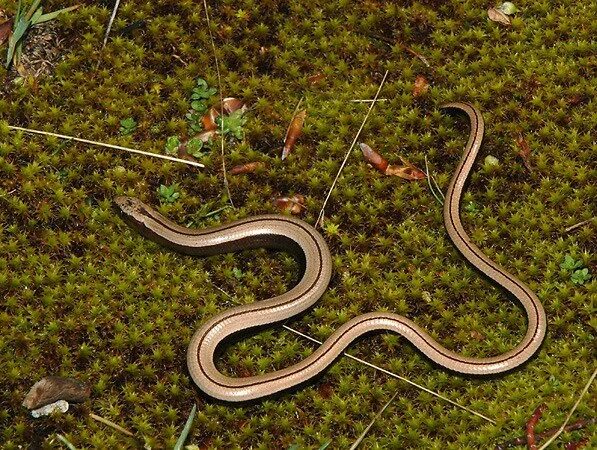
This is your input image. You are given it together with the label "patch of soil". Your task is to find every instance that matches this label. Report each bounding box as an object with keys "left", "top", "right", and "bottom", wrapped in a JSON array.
[{"left": 16, "top": 21, "right": 66, "bottom": 78}]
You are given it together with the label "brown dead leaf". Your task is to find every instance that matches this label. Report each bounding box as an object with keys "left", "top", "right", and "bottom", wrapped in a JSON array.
[
  {"left": 359, "top": 142, "right": 388, "bottom": 173},
  {"left": 361, "top": 144, "right": 426, "bottom": 180},
  {"left": 230, "top": 161, "right": 264, "bottom": 175},
  {"left": 515, "top": 134, "right": 532, "bottom": 171},
  {"left": 488, "top": 7, "right": 511, "bottom": 25},
  {"left": 197, "top": 130, "right": 217, "bottom": 142},
  {"left": 470, "top": 330, "right": 485, "bottom": 341},
  {"left": 176, "top": 142, "right": 197, "bottom": 162},
  {"left": 23, "top": 376, "right": 90, "bottom": 410},
  {"left": 282, "top": 109, "right": 306, "bottom": 160},
  {"left": 385, "top": 164, "right": 426, "bottom": 180},
  {"left": 413, "top": 75, "right": 430, "bottom": 98},
  {"left": 386, "top": 156, "right": 426, "bottom": 180},
  {"left": 273, "top": 194, "right": 306, "bottom": 216},
  {"left": 201, "top": 98, "right": 245, "bottom": 132},
  {"left": 221, "top": 97, "right": 245, "bottom": 115},
  {"left": 308, "top": 72, "right": 326, "bottom": 84},
  {"left": 0, "top": 18, "right": 12, "bottom": 46},
  {"left": 202, "top": 108, "right": 219, "bottom": 131}
]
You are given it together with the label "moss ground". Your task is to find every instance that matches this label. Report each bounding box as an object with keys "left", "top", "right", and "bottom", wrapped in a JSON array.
[{"left": 0, "top": 0, "right": 595, "bottom": 448}]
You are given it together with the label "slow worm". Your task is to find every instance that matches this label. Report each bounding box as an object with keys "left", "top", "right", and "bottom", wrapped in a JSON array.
[{"left": 116, "top": 102, "right": 547, "bottom": 402}]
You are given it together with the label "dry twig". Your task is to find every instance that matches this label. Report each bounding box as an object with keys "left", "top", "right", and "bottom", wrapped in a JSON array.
[
  {"left": 526, "top": 404, "right": 547, "bottom": 450},
  {"left": 102, "top": 0, "right": 121, "bottom": 49},
  {"left": 8, "top": 126, "right": 204, "bottom": 168},
  {"left": 349, "top": 390, "right": 400, "bottom": 449},
  {"left": 564, "top": 218, "right": 595, "bottom": 233},
  {"left": 202, "top": 0, "right": 234, "bottom": 208},
  {"left": 316, "top": 70, "right": 389, "bottom": 228},
  {"left": 282, "top": 325, "right": 496, "bottom": 424},
  {"left": 537, "top": 368, "right": 597, "bottom": 450},
  {"left": 495, "top": 418, "right": 594, "bottom": 449}
]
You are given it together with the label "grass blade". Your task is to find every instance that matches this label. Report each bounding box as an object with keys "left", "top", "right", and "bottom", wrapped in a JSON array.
[
  {"left": 34, "top": 5, "right": 80, "bottom": 24},
  {"left": 349, "top": 390, "right": 400, "bottom": 450},
  {"left": 56, "top": 434, "right": 77, "bottom": 450},
  {"left": 24, "top": 0, "right": 42, "bottom": 21},
  {"left": 174, "top": 404, "right": 197, "bottom": 450},
  {"left": 89, "top": 413, "right": 134, "bottom": 437}
]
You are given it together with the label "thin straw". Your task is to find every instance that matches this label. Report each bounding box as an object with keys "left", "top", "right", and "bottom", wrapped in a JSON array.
[{"left": 8, "top": 125, "right": 204, "bottom": 168}]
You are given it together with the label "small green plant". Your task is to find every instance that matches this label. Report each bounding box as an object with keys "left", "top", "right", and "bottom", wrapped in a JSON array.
[
  {"left": 190, "top": 78, "right": 216, "bottom": 110},
  {"left": 216, "top": 109, "right": 247, "bottom": 140},
  {"left": 186, "top": 78, "right": 217, "bottom": 133},
  {"left": 5, "top": 0, "right": 79, "bottom": 69},
  {"left": 571, "top": 268, "right": 591, "bottom": 285},
  {"left": 186, "top": 137, "right": 207, "bottom": 158},
  {"left": 164, "top": 136, "right": 181, "bottom": 155},
  {"left": 560, "top": 255, "right": 591, "bottom": 285},
  {"left": 464, "top": 201, "right": 480, "bottom": 214},
  {"left": 157, "top": 184, "right": 180, "bottom": 204},
  {"left": 119, "top": 118, "right": 137, "bottom": 135},
  {"left": 560, "top": 255, "right": 583, "bottom": 271}
]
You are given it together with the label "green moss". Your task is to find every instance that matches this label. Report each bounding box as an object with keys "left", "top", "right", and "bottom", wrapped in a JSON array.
[{"left": 0, "top": 0, "right": 595, "bottom": 448}]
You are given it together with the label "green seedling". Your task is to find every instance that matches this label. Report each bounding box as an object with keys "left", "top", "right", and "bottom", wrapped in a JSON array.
[
  {"left": 216, "top": 109, "right": 247, "bottom": 140},
  {"left": 119, "top": 117, "right": 137, "bottom": 136},
  {"left": 560, "top": 254, "right": 583, "bottom": 271},
  {"left": 186, "top": 137, "right": 206, "bottom": 158},
  {"left": 157, "top": 184, "right": 180, "bottom": 204},
  {"left": 464, "top": 201, "right": 480, "bottom": 215},
  {"left": 560, "top": 255, "right": 591, "bottom": 285},
  {"left": 571, "top": 268, "right": 591, "bottom": 285},
  {"left": 6, "top": 0, "right": 80, "bottom": 68},
  {"left": 164, "top": 136, "right": 181, "bottom": 155}
]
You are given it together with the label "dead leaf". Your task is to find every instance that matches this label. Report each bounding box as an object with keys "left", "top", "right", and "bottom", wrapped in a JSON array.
[
  {"left": 413, "top": 75, "right": 430, "bottom": 97},
  {"left": 230, "top": 161, "right": 264, "bottom": 175},
  {"left": 385, "top": 164, "right": 426, "bottom": 180},
  {"left": 360, "top": 142, "right": 388, "bottom": 173},
  {"left": 567, "top": 94, "right": 587, "bottom": 107},
  {"left": 361, "top": 144, "right": 425, "bottom": 180},
  {"left": 201, "top": 98, "right": 246, "bottom": 132},
  {"left": 488, "top": 7, "right": 511, "bottom": 25},
  {"left": 273, "top": 194, "right": 306, "bottom": 216},
  {"left": 307, "top": 72, "right": 326, "bottom": 84},
  {"left": 202, "top": 108, "right": 219, "bottom": 131},
  {"left": 197, "top": 130, "right": 217, "bottom": 142},
  {"left": 282, "top": 109, "right": 306, "bottom": 160},
  {"left": 0, "top": 18, "right": 12, "bottom": 46},
  {"left": 23, "top": 376, "right": 90, "bottom": 410},
  {"left": 176, "top": 141, "right": 198, "bottom": 162},
  {"left": 470, "top": 330, "right": 485, "bottom": 341},
  {"left": 221, "top": 97, "right": 245, "bottom": 115},
  {"left": 515, "top": 134, "right": 532, "bottom": 171}
]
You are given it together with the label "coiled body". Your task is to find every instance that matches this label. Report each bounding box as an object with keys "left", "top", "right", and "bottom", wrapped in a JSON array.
[{"left": 116, "top": 102, "right": 546, "bottom": 402}]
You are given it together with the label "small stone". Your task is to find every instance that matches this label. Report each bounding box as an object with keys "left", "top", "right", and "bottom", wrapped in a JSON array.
[
  {"left": 23, "top": 376, "right": 90, "bottom": 410},
  {"left": 31, "top": 400, "right": 69, "bottom": 418}
]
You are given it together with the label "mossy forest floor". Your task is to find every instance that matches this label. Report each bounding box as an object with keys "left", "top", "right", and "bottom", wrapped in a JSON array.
[{"left": 0, "top": 0, "right": 595, "bottom": 448}]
